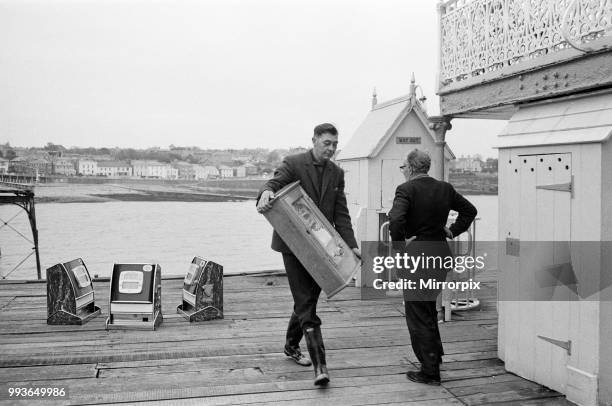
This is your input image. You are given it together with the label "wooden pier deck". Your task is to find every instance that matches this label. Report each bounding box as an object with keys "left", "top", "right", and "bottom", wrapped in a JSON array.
[{"left": 0, "top": 274, "right": 571, "bottom": 405}]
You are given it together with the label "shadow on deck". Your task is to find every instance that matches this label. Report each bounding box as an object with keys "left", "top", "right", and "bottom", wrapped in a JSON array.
[{"left": 0, "top": 274, "right": 571, "bottom": 405}]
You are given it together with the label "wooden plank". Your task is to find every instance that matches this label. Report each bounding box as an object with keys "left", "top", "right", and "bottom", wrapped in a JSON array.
[
  {"left": 99, "top": 363, "right": 408, "bottom": 380},
  {"left": 0, "top": 339, "right": 498, "bottom": 368},
  {"left": 96, "top": 353, "right": 503, "bottom": 382},
  {"left": 549, "top": 152, "right": 572, "bottom": 393},
  {"left": 458, "top": 388, "right": 561, "bottom": 405},
  {"left": 0, "top": 373, "right": 451, "bottom": 404},
  {"left": 486, "top": 397, "right": 573, "bottom": 405},
  {"left": 95, "top": 349, "right": 501, "bottom": 377},
  {"left": 0, "top": 320, "right": 495, "bottom": 345},
  {"left": 132, "top": 389, "right": 462, "bottom": 406},
  {"left": 441, "top": 372, "right": 524, "bottom": 389},
  {"left": 0, "top": 316, "right": 497, "bottom": 337},
  {"left": 0, "top": 274, "right": 570, "bottom": 405},
  {"left": 0, "top": 331, "right": 495, "bottom": 356},
  {"left": 96, "top": 356, "right": 413, "bottom": 380},
  {"left": 84, "top": 382, "right": 450, "bottom": 405},
  {"left": 450, "top": 378, "right": 548, "bottom": 397},
  {"left": 0, "top": 364, "right": 97, "bottom": 382},
  {"left": 534, "top": 154, "right": 557, "bottom": 391}
]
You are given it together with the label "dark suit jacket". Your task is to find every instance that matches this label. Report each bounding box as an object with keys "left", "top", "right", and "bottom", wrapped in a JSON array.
[
  {"left": 388, "top": 175, "right": 477, "bottom": 243},
  {"left": 258, "top": 150, "right": 358, "bottom": 253}
]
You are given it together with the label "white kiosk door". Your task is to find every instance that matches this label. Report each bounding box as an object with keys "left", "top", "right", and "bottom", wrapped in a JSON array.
[{"left": 519, "top": 152, "right": 572, "bottom": 394}]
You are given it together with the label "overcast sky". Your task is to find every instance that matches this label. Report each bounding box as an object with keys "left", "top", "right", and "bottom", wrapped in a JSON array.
[{"left": 0, "top": 0, "right": 505, "bottom": 158}]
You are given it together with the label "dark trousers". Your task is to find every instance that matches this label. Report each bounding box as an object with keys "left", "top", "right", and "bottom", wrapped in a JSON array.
[
  {"left": 403, "top": 299, "right": 444, "bottom": 378},
  {"left": 282, "top": 253, "right": 322, "bottom": 330},
  {"left": 399, "top": 240, "right": 449, "bottom": 377}
]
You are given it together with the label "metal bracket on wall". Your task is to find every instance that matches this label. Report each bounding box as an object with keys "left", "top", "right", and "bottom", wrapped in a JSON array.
[
  {"left": 535, "top": 175, "right": 574, "bottom": 198},
  {"left": 537, "top": 335, "right": 572, "bottom": 355},
  {"left": 506, "top": 237, "right": 520, "bottom": 257}
]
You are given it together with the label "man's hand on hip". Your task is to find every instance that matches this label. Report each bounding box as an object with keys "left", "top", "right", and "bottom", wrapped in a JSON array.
[{"left": 257, "top": 190, "right": 275, "bottom": 213}]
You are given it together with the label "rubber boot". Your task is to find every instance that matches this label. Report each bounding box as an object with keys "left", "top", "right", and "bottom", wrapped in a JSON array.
[
  {"left": 284, "top": 313, "right": 311, "bottom": 366},
  {"left": 304, "top": 326, "right": 329, "bottom": 386}
]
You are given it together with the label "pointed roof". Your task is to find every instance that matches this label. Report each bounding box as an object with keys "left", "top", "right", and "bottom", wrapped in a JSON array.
[
  {"left": 338, "top": 95, "right": 411, "bottom": 161},
  {"left": 338, "top": 91, "right": 455, "bottom": 161}
]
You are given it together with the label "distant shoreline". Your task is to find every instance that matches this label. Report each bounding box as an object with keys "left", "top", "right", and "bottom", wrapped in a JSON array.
[
  {"left": 456, "top": 189, "right": 498, "bottom": 196},
  {"left": 34, "top": 194, "right": 254, "bottom": 204},
  {"left": 22, "top": 176, "right": 497, "bottom": 204},
  {"left": 30, "top": 182, "right": 257, "bottom": 204}
]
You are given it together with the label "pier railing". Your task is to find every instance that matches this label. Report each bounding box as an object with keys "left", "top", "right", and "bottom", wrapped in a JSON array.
[
  {"left": 0, "top": 174, "right": 40, "bottom": 187},
  {"left": 0, "top": 187, "right": 41, "bottom": 280},
  {"left": 438, "top": 0, "right": 612, "bottom": 89}
]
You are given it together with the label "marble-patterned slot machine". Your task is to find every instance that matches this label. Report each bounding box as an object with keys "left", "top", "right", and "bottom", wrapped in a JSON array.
[
  {"left": 106, "top": 263, "right": 162, "bottom": 330},
  {"left": 176, "top": 257, "right": 223, "bottom": 322},
  {"left": 47, "top": 258, "right": 101, "bottom": 325}
]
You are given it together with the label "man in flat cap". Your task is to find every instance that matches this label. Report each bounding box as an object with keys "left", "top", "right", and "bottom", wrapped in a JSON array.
[{"left": 389, "top": 149, "right": 477, "bottom": 385}]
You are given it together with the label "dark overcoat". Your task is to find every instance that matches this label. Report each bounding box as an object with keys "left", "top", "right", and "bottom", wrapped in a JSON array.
[{"left": 258, "top": 150, "right": 358, "bottom": 254}]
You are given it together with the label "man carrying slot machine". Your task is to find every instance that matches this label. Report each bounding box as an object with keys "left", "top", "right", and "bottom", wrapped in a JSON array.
[{"left": 256, "top": 123, "right": 361, "bottom": 386}]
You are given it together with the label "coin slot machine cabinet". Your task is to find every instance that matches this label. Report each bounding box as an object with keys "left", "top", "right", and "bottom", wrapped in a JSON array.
[
  {"left": 262, "top": 181, "right": 361, "bottom": 298},
  {"left": 177, "top": 257, "right": 223, "bottom": 322},
  {"left": 47, "top": 258, "right": 101, "bottom": 325},
  {"left": 106, "top": 263, "right": 162, "bottom": 330}
]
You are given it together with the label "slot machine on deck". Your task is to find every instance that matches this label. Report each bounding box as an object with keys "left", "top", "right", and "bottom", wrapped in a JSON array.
[
  {"left": 47, "top": 258, "right": 101, "bottom": 325},
  {"left": 106, "top": 263, "right": 162, "bottom": 330},
  {"left": 177, "top": 257, "right": 223, "bottom": 322}
]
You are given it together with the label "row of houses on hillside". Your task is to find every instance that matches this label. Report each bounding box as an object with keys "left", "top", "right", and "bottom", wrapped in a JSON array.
[
  {"left": 3, "top": 155, "right": 260, "bottom": 180},
  {"left": 77, "top": 159, "right": 217, "bottom": 179},
  {"left": 0, "top": 158, "right": 9, "bottom": 174},
  {"left": 448, "top": 156, "right": 498, "bottom": 173}
]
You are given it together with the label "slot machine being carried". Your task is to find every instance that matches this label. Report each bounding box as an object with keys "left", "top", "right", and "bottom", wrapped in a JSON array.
[
  {"left": 262, "top": 181, "right": 361, "bottom": 298},
  {"left": 177, "top": 257, "right": 223, "bottom": 322},
  {"left": 47, "top": 258, "right": 101, "bottom": 325},
  {"left": 106, "top": 263, "right": 162, "bottom": 330}
]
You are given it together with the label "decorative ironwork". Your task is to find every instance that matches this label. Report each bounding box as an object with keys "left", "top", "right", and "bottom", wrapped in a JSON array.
[
  {"left": 0, "top": 188, "right": 42, "bottom": 279},
  {"left": 439, "top": 0, "right": 612, "bottom": 85}
]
